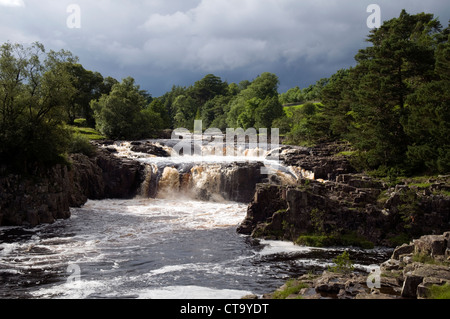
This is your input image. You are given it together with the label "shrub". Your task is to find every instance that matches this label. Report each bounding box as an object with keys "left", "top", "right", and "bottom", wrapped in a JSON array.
[
  {"left": 69, "top": 133, "right": 96, "bottom": 157},
  {"left": 328, "top": 251, "right": 354, "bottom": 273},
  {"left": 272, "top": 279, "right": 308, "bottom": 299}
]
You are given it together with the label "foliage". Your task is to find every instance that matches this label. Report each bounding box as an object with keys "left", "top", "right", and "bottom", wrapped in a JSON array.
[
  {"left": 279, "top": 11, "right": 449, "bottom": 176},
  {"left": 428, "top": 283, "right": 450, "bottom": 299},
  {"left": 272, "top": 279, "right": 308, "bottom": 299},
  {"left": 296, "top": 232, "right": 374, "bottom": 249},
  {"left": 0, "top": 42, "right": 75, "bottom": 171},
  {"left": 91, "top": 77, "right": 162, "bottom": 140},
  {"left": 227, "top": 72, "right": 282, "bottom": 130},
  {"left": 70, "top": 125, "right": 105, "bottom": 141},
  {"left": 69, "top": 133, "right": 96, "bottom": 157},
  {"left": 64, "top": 63, "right": 105, "bottom": 127},
  {"left": 328, "top": 251, "right": 354, "bottom": 274}
]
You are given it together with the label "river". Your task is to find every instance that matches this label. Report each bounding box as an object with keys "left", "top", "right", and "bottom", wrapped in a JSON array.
[{"left": 0, "top": 141, "right": 391, "bottom": 299}]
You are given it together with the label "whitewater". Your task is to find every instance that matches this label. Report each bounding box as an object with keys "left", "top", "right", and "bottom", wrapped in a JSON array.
[{"left": 0, "top": 141, "right": 391, "bottom": 299}]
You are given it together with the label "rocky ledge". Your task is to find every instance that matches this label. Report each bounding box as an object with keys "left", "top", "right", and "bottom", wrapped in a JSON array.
[
  {"left": 0, "top": 145, "right": 145, "bottom": 227},
  {"left": 262, "top": 232, "right": 450, "bottom": 300},
  {"left": 238, "top": 143, "right": 450, "bottom": 248}
]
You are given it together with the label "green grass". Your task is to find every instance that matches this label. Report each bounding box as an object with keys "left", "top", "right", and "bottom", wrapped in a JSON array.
[
  {"left": 336, "top": 151, "right": 356, "bottom": 157},
  {"left": 70, "top": 126, "right": 105, "bottom": 140},
  {"left": 283, "top": 103, "right": 323, "bottom": 118},
  {"left": 409, "top": 182, "right": 433, "bottom": 189},
  {"left": 295, "top": 232, "right": 374, "bottom": 249},
  {"left": 412, "top": 252, "right": 450, "bottom": 266},
  {"left": 428, "top": 283, "right": 450, "bottom": 299},
  {"left": 272, "top": 279, "right": 308, "bottom": 299}
]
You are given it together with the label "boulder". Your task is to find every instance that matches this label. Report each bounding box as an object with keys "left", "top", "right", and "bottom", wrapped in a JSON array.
[
  {"left": 130, "top": 142, "right": 170, "bottom": 157},
  {"left": 414, "top": 235, "right": 447, "bottom": 257},
  {"left": 401, "top": 273, "right": 424, "bottom": 298},
  {"left": 391, "top": 243, "right": 414, "bottom": 260}
]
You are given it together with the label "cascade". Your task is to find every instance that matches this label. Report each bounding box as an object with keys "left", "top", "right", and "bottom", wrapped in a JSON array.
[{"left": 103, "top": 141, "right": 315, "bottom": 203}]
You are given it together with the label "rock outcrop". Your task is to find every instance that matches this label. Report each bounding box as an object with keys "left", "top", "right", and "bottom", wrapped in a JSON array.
[
  {"left": 238, "top": 143, "right": 450, "bottom": 247},
  {"left": 264, "top": 232, "right": 450, "bottom": 300},
  {"left": 0, "top": 145, "right": 145, "bottom": 227},
  {"left": 380, "top": 232, "right": 450, "bottom": 299}
]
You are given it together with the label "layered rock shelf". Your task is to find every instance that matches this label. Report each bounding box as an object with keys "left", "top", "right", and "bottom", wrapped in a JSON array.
[
  {"left": 238, "top": 143, "right": 450, "bottom": 248},
  {"left": 263, "top": 232, "right": 450, "bottom": 299},
  {"left": 0, "top": 146, "right": 145, "bottom": 227}
]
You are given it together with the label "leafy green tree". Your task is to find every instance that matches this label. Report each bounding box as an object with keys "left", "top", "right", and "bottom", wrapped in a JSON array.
[
  {"left": 172, "top": 94, "right": 197, "bottom": 130},
  {"left": 65, "top": 63, "right": 104, "bottom": 127},
  {"left": 91, "top": 77, "right": 161, "bottom": 139},
  {"left": 404, "top": 24, "right": 450, "bottom": 173},
  {"left": 279, "top": 86, "right": 304, "bottom": 105},
  {"left": 255, "top": 96, "right": 283, "bottom": 129},
  {"left": 0, "top": 42, "right": 75, "bottom": 170},
  {"left": 349, "top": 10, "right": 441, "bottom": 170},
  {"left": 148, "top": 99, "right": 171, "bottom": 129},
  {"left": 227, "top": 72, "right": 280, "bottom": 128},
  {"left": 201, "top": 95, "right": 232, "bottom": 130},
  {"left": 190, "top": 74, "right": 228, "bottom": 106}
]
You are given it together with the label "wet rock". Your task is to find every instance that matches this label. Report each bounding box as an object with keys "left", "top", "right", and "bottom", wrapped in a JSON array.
[
  {"left": 130, "top": 142, "right": 170, "bottom": 157},
  {"left": 0, "top": 146, "right": 145, "bottom": 227}
]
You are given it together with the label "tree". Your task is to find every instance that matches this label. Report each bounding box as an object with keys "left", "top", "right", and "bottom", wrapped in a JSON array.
[
  {"left": 148, "top": 99, "right": 171, "bottom": 129},
  {"left": 404, "top": 23, "right": 450, "bottom": 173},
  {"left": 255, "top": 96, "right": 283, "bottom": 129},
  {"left": 349, "top": 10, "right": 441, "bottom": 169},
  {"left": 91, "top": 77, "right": 161, "bottom": 139},
  {"left": 190, "top": 74, "right": 228, "bottom": 106},
  {"left": 0, "top": 42, "right": 75, "bottom": 170},
  {"left": 227, "top": 72, "right": 280, "bottom": 128},
  {"left": 65, "top": 63, "right": 104, "bottom": 126},
  {"left": 172, "top": 94, "right": 197, "bottom": 130},
  {"left": 279, "top": 86, "right": 304, "bottom": 105}
]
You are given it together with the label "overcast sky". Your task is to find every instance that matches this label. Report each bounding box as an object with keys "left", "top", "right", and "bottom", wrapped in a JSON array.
[{"left": 1, "top": 0, "right": 449, "bottom": 96}]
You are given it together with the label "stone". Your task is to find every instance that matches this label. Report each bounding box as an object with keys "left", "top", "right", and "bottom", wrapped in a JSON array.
[
  {"left": 391, "top": 243, "right": 414, "bottom": 260},
  {"left": 401, "top": 273, "right": 424, "bottom": 298},
  {"left": 414, "top": 235, "right": 447, "bottom": 257},
  {"left": 0, "top": 146, "right": 146, "bottom": 227},
  {"left": 381, "top": 259, "right": 401, "bottom": 271}
]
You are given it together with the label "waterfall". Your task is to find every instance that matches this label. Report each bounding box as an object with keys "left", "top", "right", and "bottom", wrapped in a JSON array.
[{"left": 103, "top": 141, "right": 315, "bottom": 203}]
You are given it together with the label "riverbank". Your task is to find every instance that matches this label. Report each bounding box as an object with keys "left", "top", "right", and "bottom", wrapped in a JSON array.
[
  {"left": 0, "top": 145, "right": 144, "bottom": 227},
  {"left": 261, "top": 232, "right": 450, "bottom": 299},
  {"left": 238, "top": 142, "right": 450, "bottom": 248}
]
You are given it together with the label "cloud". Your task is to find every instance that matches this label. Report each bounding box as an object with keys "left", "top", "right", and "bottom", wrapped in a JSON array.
[
  {"left": 0, "top": 0, "right": 25, "bottom": 7},
  {"left": 0, "top": 0, "right": 449, "bottom": 95},
  {"left": 137, "top": 0, "right": 371, "bottom": 73}
]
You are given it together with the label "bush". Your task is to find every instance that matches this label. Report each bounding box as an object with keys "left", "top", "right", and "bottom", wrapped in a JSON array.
[
  {"left": 69, "top": 133, "right": 96, "bottom": 157},
  {"left": 329, "top": 251, "right": 354, "bottom": 274},
  {"left": 272, "top": 279, "right": 308, "bottom": 299}
]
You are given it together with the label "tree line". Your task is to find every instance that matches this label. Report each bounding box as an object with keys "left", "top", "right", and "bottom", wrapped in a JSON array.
[
  {"left": 289, "top": 10, "right": 449, "bottom": 176},
  {"left": 1, "top": 10, "right": 448, "bottom": 176}
]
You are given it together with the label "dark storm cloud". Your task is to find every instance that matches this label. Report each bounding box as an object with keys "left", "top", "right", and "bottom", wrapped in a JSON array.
[{"left": 1, "top": 0, "right": 449, "bottom": 95}]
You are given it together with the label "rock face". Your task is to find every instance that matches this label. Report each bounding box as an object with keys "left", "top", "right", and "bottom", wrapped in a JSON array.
[
  {"left": 279, "top": 142, "right": 356, "bottom": 181},
  {"left": 0, "top": 146, "right": 145, "bottom": 227},
  {"left": 380, "top": 232, "right": 450, "bottom": 299},
  {"left": 264, "top": 232, "right": 450, "bottom": 300},
  {"left": 237, "top": 143, "right": 450, "bottom": 247}
]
